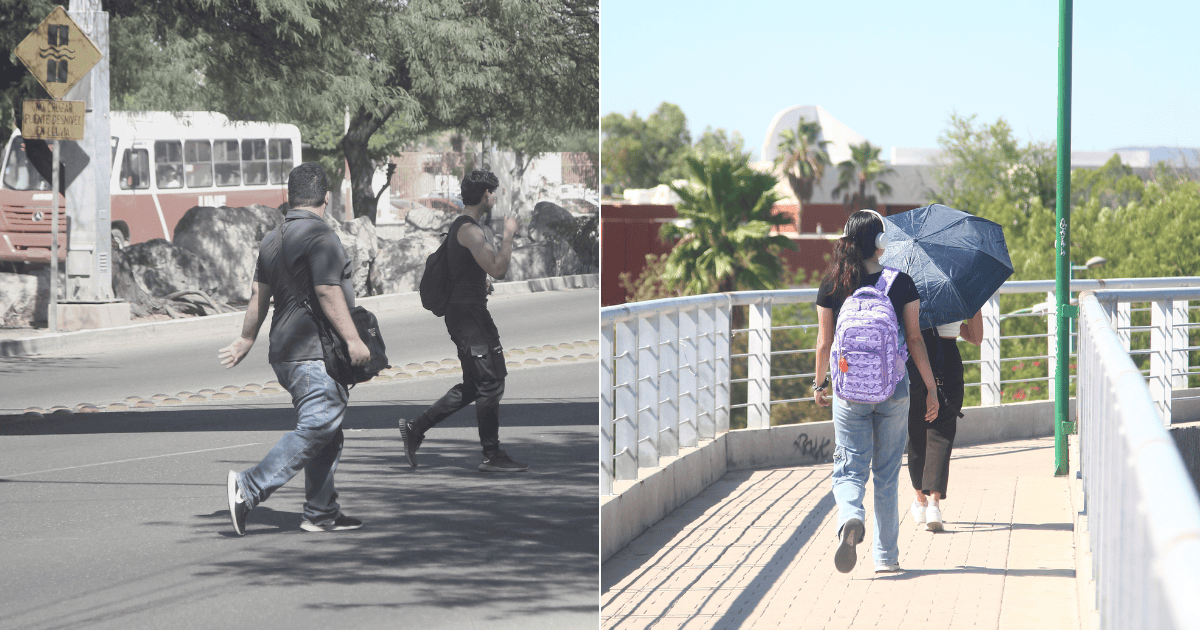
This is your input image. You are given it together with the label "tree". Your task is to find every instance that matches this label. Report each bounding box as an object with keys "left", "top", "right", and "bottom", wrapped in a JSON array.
[
  {"left": 831, "top": 140, "right": 895, "bottom": 211},
  {"left": 107, "top": 0, "right": 598, "bottom": 223},
  {"left": 772, "top": 117, "right": 831, "bottom": 231},
  {"left": 657, "top": 153, "right": 796, "bottom": 294},
  {"left": 601, "top": 102, "right": 691, "bottom": 193},
  {"left": 931, "top": 113, "right": 1056, "bottom": 213}
]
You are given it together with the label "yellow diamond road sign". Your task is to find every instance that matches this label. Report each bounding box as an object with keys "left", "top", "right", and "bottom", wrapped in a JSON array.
[{"left": 14, "top": 6, "right": 103, "bottom": 100}]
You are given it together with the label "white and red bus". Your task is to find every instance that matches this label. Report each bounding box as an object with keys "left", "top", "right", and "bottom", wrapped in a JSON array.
[{"left": 1, "top": 111, "right": 301, "bottom": 261}]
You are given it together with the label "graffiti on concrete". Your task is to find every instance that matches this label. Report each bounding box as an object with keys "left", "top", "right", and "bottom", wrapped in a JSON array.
[{"left": 794, "top": 432, "right": 832, "bottom": 463}]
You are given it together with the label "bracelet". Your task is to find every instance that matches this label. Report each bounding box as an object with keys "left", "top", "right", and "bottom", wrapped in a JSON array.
[{"left": 813, "top": 378, "right": 828, "bottom": 392}]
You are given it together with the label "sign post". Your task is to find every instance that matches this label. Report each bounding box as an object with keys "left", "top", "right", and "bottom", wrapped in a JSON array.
[{"left": 14, "top": 5, "right": 104, "bottom": 330}]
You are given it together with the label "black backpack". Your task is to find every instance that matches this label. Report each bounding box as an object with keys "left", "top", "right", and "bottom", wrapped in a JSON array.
[{"left": 420, "top": 215, "right": 473, "bottom": 317}]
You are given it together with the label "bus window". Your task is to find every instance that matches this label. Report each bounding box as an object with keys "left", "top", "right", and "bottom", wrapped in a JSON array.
[
  {"left": 241, "top": 139, "right": 267, "bottom": 186},
  {"left": 185, "top": 140, "right": 213, "bottom": 188},
  {"left": 269, "top": 139, "right": 292, "bottom": 184},
  {"left": 214, "top": 140, "right": 240, "bottom": 187},
  {"left": 154, "top": 140, "right": 183, "bottom": 189},
  {"left": 2, "top": 136, "right": 51, "bottom": 191},
  {"left": 119, "top": 148, "right": 150, "bottom": 190},
  {"left": 111, "top": 136, "right": 118, "bottom": 168}
]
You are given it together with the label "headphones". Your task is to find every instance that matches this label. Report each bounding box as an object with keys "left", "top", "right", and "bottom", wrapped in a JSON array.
[{"left": 843, "top": 208, "right": 889, "bottom": 252}]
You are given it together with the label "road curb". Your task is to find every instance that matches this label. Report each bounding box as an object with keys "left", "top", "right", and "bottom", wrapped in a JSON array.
[{"left": 0, "top": 273, "right": 598, "bottom": 358}]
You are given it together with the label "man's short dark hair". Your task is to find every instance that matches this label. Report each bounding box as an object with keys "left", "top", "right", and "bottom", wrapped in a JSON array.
[
  {"left": 288, "top": 162, "right": 330, "bottom": 208},
  {"left": 461, "top": 169, "right": 499, "bottom": 206}
]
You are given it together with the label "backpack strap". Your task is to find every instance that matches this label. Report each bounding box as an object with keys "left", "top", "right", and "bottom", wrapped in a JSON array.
[
  {"left": 875, "top": 267, "right": 900, "bottom": 294},
  {"left": 442, "top": 214, "right": 475, "bottom": 285}
]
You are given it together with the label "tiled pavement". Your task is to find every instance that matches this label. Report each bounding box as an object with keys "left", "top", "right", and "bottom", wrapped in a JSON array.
[{"left": 602, "top": 437, "right": 1080, "bottom": 630}]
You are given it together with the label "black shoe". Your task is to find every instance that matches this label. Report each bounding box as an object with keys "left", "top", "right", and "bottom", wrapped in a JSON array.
[
  {"left": 398, "top": 419, "right": 424, "bottom": 468},
  {"left": 478, "top": 451, "right": 528, "bottom": 472},
  {"left": 835, "top": 518, "right": 865, "bottom": 573},
  {"left": 300, "top": 514, "right": 364, "bottom": 532},
  {"left": 227, "top": 470, "right": 249, "bottom": 536}
]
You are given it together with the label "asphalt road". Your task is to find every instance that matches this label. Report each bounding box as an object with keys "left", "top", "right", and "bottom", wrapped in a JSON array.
[
  {"left": 0, "top": 357, "right": 599, "bottom": 629},
  {"left": 0, "top": 288, "right": 598, "bottom": 413}
]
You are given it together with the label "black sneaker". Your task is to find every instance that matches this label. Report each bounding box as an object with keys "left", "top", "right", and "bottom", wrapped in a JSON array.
[
  {"left": 478, "top": 451, "right": 529, "bottom": 472},
  {"left": 300, "top": 514, "right": 364, "bottom": 532},
  {"left": 398, "top": 419, "right": 424, "bottom": 468},
  {"left": 227, "top": 470, "right": 249, "bottom": 536},
  {"left": 835, "top": 518, "right": 865, "bottom": 573}
]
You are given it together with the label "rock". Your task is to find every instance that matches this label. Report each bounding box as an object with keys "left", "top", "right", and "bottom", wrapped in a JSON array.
[
  {"left": 505, "top": 242, "right": 556, "bottom": 281},
  {"left": 172, "top": 204, "right": 283, "bottom": 303},
  {"left": 341, "top": 217, "right": 378, "bottom": 297},
  {"left": 369, "top": 233, "right": 442, "bottom": 295},
  {"left": 406, "top": 205, "right": 458, "bottom": 232},
  {"left": 528, "top": 202, "right": 578, "bottom": 242},
  {"left": 0, "top": 271, "right": 41, "bottom": 326},
  {"left": 112, "top": 239, "right": 216, "bottom": 317}
]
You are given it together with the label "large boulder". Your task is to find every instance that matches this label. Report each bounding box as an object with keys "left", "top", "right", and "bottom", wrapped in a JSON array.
[
  {"left": 112, "top": 238, "right": 217, "bottom": 317},
  {"left": 528, "top": 201, "right": 578, "bottom": 243},
  {"left": 369, "top": 233, "right": 441, "bottom": 295},
  {"left": 0, "top": 271, "right": 42, "bottom": 327},
  {"left": 406, "top": 205, "right": 457, "bottom": 233},
  {"left": 172, "top": 204, "right": 283, "bottom": 303},
  {"left": 320, "top": 214, "right": 378, "bottom": 297}
]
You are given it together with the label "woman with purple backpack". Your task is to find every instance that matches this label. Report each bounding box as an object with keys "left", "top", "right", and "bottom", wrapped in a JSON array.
[{"left": 813, "top": 209, "right": 939, "bottom": 574}]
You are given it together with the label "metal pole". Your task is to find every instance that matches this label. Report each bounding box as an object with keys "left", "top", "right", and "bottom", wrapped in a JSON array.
[
  {"left": 1054, "top": 0, "right": 1074, "bottom": 476},
  {"left": 50, "top": 139, "right": 59, "bottom": 333}
]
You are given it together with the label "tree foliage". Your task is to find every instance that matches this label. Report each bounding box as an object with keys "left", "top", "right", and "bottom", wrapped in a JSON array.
[
  {"left": 601, "top": 102, "right": 691, "bottom": 193},
  {"left": 773, "top": 116, "right": 831, "bottom": 230},
  {"left": 103, "top": 0, "right": 597, "bottom": 222},
  {"left": 656, "top": 153, "right": 795, "bottom": 294},
  {"left": 931, "top": 113, "right": 1057, "bottom": 213},
  {"left": 832, "top": 140, "right": 895, "bottom": 211}
]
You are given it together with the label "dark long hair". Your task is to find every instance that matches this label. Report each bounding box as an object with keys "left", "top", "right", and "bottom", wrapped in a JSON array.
[{"left": 823, "top": 210, "right": 885, "bottom": 305}]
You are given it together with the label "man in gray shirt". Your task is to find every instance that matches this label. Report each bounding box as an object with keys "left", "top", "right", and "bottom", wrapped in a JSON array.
[{"left": 218, "top": 162, "right": 369, "bottom": 536}]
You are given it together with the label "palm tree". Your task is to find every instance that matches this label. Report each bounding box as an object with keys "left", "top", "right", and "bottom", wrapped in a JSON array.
[
  {"left": 659, "top": 153, "right": 797, "bottom": 295},
  {"left": 773, "top": 117, "right": 831, "bottom": 231},
  {"left": 832, "top": 141, "right": 896, "bottom": 212}
]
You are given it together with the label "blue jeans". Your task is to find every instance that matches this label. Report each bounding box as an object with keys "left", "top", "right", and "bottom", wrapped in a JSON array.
[
  {"left": 236, "top": 360, "right": 347, "bottom": 523},
  {"left": 831, "top": 372, "right": 910, "bottom": 566}
]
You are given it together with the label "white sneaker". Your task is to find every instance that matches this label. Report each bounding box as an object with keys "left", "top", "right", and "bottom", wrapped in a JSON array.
[
  {"left": 926, "top": 504, "right": 944, "bottom": 532},
  {"left": 874, "top": 563, "right": 902, "bottom": 573},
  {"left": 910, "top": 499, "right": 926, "bottom": 525}
]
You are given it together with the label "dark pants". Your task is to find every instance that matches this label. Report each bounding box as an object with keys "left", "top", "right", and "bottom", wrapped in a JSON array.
[
  {"left": 413, "top": 303, "right": 507, "bottom": 455},
  {"left": 906, "top": 333, "right": 964, "bottom": 499}
]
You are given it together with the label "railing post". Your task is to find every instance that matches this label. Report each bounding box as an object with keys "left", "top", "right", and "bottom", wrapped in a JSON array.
[
  {"left": 715, "top": 298, "right": 732, "bottom": 434},
  {"left": 747, "top": 300, "right": 773, "bottom": 429},
  {"left": 678, "top": 307, "right": 698, "bottom": 449},
  {"left": 637, "top": 313, "right": 661, "bottom": 469},
  {"left": 1117, "top": 301, "right": 1131, "bottom": 351},
  {"left": 658, "top": 310, "right": 680, "bottom": 458},
  {"left": 601, "top": 320, "right": 614, "bottom": 495},
  {"left": 1150, "top": 299, "right": 1174, "bottom": 426},
  {"left": 981, "top": 296, "right": 1002, "bottom": 406},
  {"left": 1172, "top": 300, "right": 1188, "bottom": 390},
  {"left": 614, "top": 318, "right": 638, "bottom": 481},
  {"left": 697, "top": 305, "right": 716, "bottom": 439}
]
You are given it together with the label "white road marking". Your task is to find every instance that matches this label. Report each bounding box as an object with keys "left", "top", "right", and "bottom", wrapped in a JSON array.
[{"left": 1, "top": 443, "right": 263, "bottom": 478}]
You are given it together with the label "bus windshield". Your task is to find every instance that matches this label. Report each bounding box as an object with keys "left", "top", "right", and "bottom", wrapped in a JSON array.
[{"left": 2, "top": 135, "right": 51, "bottom": 191}]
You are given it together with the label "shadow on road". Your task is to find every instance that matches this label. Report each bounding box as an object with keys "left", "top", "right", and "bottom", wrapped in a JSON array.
[{"left": 0, "top": 401, "right": 595, "bottom": 436}]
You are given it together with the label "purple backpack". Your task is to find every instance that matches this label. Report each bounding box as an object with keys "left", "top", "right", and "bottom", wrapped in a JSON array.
[{"left": 830, "top": 268, "right": 909, "bottom": 403}]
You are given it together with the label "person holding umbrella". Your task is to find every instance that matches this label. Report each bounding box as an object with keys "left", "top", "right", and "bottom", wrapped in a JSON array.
[
  {"left": 906, "top": 311, "right": 982, "bottom": 532},
  {"left": 813, "top": 209, "right": 939, "bottom": 574}
]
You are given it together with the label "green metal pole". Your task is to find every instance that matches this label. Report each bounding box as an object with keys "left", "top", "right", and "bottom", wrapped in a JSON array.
[{"left": 1054, "top": 0, "right": 1074, "bottom": 477}]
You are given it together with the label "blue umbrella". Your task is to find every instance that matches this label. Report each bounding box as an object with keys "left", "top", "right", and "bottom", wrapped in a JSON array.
[{"left": 879, "top": 204, "right": 1013, "bottom": 330}]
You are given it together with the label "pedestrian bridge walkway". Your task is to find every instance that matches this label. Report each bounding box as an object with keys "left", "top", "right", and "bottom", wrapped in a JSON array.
[
  {"left": 601, "top": 279, "right": 1200, "bottom": 630},
  {"left": 603, "top": 437, "right": 1081, "bottom": 630}
]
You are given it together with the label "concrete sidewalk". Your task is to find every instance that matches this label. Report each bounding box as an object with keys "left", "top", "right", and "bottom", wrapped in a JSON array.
[{"left": 601, "top": 436, "right": 1081, "bottom": 630}]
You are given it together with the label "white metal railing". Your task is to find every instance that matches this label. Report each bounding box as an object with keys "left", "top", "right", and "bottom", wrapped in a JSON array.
[
  {"left": 1077, "top": 291, "right": 1200, "bottom": 630},
  {"left": 600, "top": 276, "right": 1200, "bottom": 495}
]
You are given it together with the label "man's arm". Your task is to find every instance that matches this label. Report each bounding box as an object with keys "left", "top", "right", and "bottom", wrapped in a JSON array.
[
  {"left": 315, "top": 285, "right": 370, "bottom": 366},
  {"left": 218, "top": 281, "right": 271, "bottom": 368},
  {"left": 458, "top": 216, "right": 518, "bottom": 279},
  {"left": 960, "top": 309, "right": 984, "bottom": 346}
]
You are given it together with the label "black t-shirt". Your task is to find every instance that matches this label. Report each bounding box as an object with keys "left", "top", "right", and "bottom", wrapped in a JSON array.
[
  {"left": 816, "top": 268, "right": 921, "bottom": 331},
  {"left": 253, "top": 210, "right": 354, "bottom": 363}
]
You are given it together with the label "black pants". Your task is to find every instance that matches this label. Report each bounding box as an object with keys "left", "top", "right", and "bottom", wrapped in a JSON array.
[
  {"left": 906, "top": 332, "right": 964, "bottom": 499},
  {"left": 413, "top": 303, "right": 508, "bottom": 455}
]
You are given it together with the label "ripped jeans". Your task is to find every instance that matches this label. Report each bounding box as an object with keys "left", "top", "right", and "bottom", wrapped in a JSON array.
[{"left": 831, "top": 372, "right": 910, "bottom": 566}]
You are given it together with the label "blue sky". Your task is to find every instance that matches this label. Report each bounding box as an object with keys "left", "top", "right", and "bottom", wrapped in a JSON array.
[{"left": 601, "top": 0, "right": 1200, "bottom": 159}]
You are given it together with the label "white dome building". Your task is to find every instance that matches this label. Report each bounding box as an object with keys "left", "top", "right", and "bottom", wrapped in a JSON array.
[{"left": 760, "top": 105, "right": 867, "bottom": 168}]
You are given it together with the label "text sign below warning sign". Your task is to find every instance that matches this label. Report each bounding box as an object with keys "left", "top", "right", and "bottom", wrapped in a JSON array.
[{"left": 23, "top": 100, "right": 85, "bottom": 140}]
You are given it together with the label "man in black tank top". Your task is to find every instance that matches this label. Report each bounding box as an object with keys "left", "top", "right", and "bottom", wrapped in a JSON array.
[{"left": 399, "top": 170, "right": 526, "bottom": 471}]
